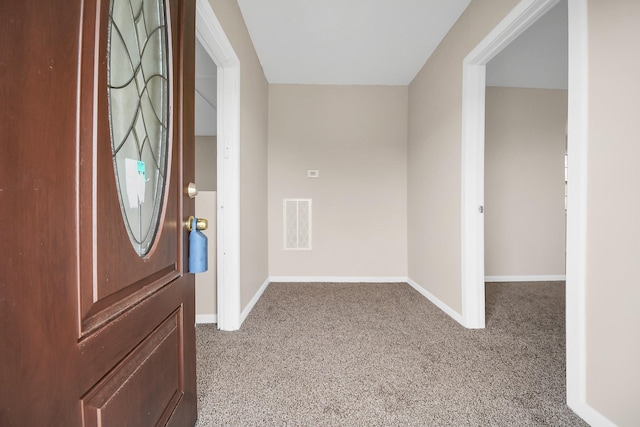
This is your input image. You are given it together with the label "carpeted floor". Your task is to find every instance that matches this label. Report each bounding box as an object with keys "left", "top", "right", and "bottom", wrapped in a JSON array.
[{"left": 195, "top": 282, "right": 588, "bottom": 426}]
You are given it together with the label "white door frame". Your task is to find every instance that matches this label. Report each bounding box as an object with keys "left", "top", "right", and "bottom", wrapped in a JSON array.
[
  {"left": 460, "top": 0, "right": 592, "bottom": 419},
  {"left": 196, "top": 0, "right": 242, "bottom": 331}
]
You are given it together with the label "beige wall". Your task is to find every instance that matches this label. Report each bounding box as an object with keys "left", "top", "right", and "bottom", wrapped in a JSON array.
[
  {"left": 407, "top": 0, "right": 519, "bottom": 312},
  {"left": 195, "top": 136, "right": 217, "bottom": 317},
  {"left": 195, "top": 191, "right": 217, "bottom": 318},
  {"left": 195, "top": 136, "right": 216, "bottom": 191},
  {"left": 484, "top": 87, "right": 567, "bottom": 277},
  {"left": 209, "top": 0, "right": 269, "bottom": 309},
  {"left": 268, "top": 85, "right": 408, "bottom": 278},
  {"left": 586, "top": 1, "right": 640, "bottom": 424}
]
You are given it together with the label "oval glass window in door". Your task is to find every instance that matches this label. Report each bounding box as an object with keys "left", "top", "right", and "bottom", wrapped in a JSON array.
[{"left": 108, "top": 0, "right": 171, "bottom": 256}]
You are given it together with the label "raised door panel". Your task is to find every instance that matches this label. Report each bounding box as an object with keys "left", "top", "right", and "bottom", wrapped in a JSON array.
[{"left": 81, "top": 311, "right": 182, "bottom": 427}]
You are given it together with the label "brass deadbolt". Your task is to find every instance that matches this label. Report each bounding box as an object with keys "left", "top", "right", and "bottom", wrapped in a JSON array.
[{"left": 187, "top": 182, "right": 198, "bottom": 198}]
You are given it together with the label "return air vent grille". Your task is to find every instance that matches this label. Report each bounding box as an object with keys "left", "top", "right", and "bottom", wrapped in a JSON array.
[{"left": 284, "top": 199, "right": 312, "bottom": 250}]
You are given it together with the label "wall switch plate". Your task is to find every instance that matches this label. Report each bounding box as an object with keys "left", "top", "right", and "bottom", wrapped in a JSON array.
[{"left": 307, "top": 170, "right": 320, "bottom": 178}]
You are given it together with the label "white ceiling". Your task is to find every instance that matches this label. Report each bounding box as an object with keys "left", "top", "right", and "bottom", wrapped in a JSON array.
[
  {"left": 236, "top": 0, "right": 472, "bottom": 85},
  {"left": 195, "top": 0, "right": 568, "bottom": 132}
]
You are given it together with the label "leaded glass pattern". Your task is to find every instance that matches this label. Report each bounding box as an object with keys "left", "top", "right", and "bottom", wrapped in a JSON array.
[{"left": 108, "top": 0, "right": 170, "bottom": 256}]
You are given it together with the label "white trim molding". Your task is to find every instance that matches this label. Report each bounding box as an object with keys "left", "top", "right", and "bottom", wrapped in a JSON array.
[
  {"left": 195, "top": 314, "right": 218, "bottom": 324},
  {"left": 406, "top": 278, "right": 464, "bottom": 326},
  {"left": 485, "top": 275, "right": 566, "bottom": 282},
  {"left": 269, "top": 276, "right": 409, "bottom": 283},
  {"left": 565, "top": 0, "right": 598, "bottom": 424},
  {"left": 461, "top": 0, "right": 562, "bottom": 330},
  {"left": 573, "top": 405, "right": 617, "bottom": 427},
  {"left": 239, "top": 279, "right": 271, "bottom": 326},
  {"left": 196, "top": 0, "right": 242, "bottom": 332}
]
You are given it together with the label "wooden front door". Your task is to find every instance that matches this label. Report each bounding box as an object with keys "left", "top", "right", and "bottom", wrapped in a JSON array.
[{"left": 0, "top": 0, "right": 197, "bottom": 425}]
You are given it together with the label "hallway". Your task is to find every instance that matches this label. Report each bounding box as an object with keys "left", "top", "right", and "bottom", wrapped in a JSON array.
[{"left": 195, "top": 282, "right": 586, "bottom": 426}]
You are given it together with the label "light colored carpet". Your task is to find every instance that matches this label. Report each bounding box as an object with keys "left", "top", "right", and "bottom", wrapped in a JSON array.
[{"left": 195, "top": 282, "right": 587, "bottom": 426}]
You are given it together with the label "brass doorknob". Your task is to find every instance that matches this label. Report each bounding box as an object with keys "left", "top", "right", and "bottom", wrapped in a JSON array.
[{"left": 187, "top": 216, "right": 208, "bottom": 231}]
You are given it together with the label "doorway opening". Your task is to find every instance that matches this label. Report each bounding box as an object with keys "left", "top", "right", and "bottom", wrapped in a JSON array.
[
  {"left": 195, "top": 0, "right": 241, "bottom": 331},
  {"left": 483, "top": 1, "right": 568, "bottom": 285},
  {"left": 460, "top": 0, "right": 588, "bottom": 416}
]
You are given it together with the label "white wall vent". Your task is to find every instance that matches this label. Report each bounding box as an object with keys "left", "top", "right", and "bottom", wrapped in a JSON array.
[{"left": 284, "top": 199, "right": 312, "bottom": 250}]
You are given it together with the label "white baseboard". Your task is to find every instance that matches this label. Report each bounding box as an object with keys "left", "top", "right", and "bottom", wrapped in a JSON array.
[
  {"left": 485, "top": 275, "right": 566, "bottom": 282},
  {"left": 196, "top": 314, "right": 217, "bottom": 324},
  {"left": 406, "top": 278, "right": 464, "bottom": 326},
  {"left": 269, "top": 276, "right": 408, "bottom": 283},
  {"left": 239, "top": 278, "right": 270, "bottom": 326},
  {"left": 569, "top": 402, "right": 617, "bottom": 427}
]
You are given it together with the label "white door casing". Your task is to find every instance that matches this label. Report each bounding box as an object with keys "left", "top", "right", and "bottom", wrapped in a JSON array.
[
  {"left": 195, "top": 0, "right": 241, "bottom": 331},
  {"left": 460, "top": 0, "right": 596, "bottom": 422}
]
